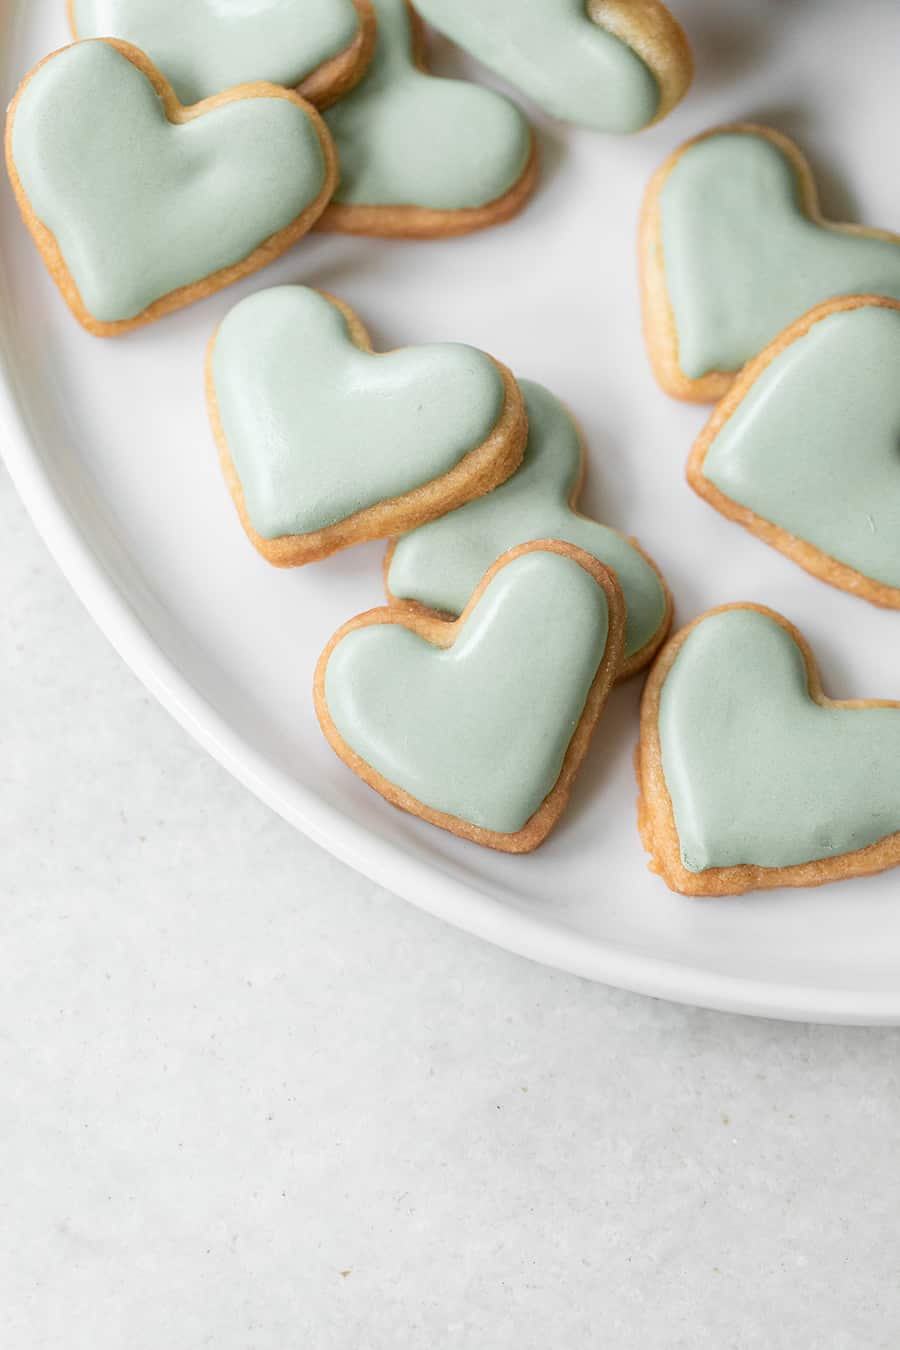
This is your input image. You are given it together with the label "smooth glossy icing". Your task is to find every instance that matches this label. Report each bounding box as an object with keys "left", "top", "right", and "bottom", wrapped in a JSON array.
[
  {"left": 212, "top": 286, "right": 506, "bottom": 538},
  {"left": 659, "top": 609, "right": 900, "bottom": 871},
  {"left": 414, "top": 0, "right": 659, "bottom": 132},
  {"left": 323, "top": 0, "right": 531, "bottom": 209},
  {"left": 660, "top": 131, "right": 900, "bottom": 378},
  {"left": 71, "top": 0, "right": 361, "bottom": 105},
  {"left": 10, "top": 42, "right": 328, "bottom": 323},
  {"left": 702, "top": 305, "right": 900, "bottom": 589},
  {"left": 325, "top": 550, "right": 610, "bottom": 834},
  {"left": 388, "top": 380, "right": 666, "bottom": 661}
]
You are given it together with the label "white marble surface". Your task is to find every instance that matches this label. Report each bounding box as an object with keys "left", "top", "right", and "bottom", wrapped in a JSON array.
[{"left": 4, "top": 462, "right": 900, "bottom": 1346}]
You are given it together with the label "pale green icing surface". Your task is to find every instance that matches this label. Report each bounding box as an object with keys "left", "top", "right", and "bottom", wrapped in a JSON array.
[
  {"left": 212, "top": 286, "right": 506, "bottom": 538},
  {"left": 660, "top": 132, "right": 900, "bottom": 379},
  {"left": 659, "top": 609, "right": 900, "bottom": 872},
  {"left": 11, "top": 42, "right": 327, "bottom": 323},
  {"left": 389, "top": 380, "right": 666, "bottom": 661},
  {"left": 703, "top": 305, "right": 900, "bottom": 589},
  {"left": 414, "top": 0, "right": 659, "bottom": 132},
  {"left": 323, "top": 0, "right": 531, "bottom": 209},
  {"left": 71, "top": 0, "right": 361, "bottom": 104},
  {"left": 325, "top": 550, "right": 610, "bottom": 834}
]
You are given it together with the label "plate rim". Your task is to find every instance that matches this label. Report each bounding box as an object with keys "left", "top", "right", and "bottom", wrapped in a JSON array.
[{"left": 3, "top": 337, "right": 899, "bottom": 1027}]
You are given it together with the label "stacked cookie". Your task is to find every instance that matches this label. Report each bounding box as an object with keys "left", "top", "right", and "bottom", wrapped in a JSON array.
[
  {"left": 7, "top": 4, "right": 900, "bottom": 896},
  {"left": 206, "top": 283, "right": 672, "bottom": 851}
]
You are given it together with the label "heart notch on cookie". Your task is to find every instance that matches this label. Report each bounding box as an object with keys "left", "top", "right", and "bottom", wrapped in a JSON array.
[
  {"left": 319, "top": 0, "right": 538, "bottom": 238},
  {"left": 316, "top": 540, "right": 626, "bottom": 852}
]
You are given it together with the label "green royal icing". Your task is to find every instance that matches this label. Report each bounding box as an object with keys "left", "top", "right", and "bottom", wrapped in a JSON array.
[
  {"left": 212, "top": 286, "right": 506, "bottom": 538},
  {"left": 323, "top": 0, "right": 531, "bottom": 210},
  {"left": 659, "top": 130, "right": 900, "bottom": 379},
  {"left": 325, "top": 549, "right": 611, "bottom": 834},
  {"left": 388, "top": 380, "right": 666, "bottom": 662},
  {"left": 414, "top": 0, "right": 660, "bottom": 133},
  {"left": 71, "top": 0, "right": 362, "bottom": 105},
  {"left": 702, "top": 304, "right": 900, "bottom": 591},
  {"left": 10, "top": 42, "right": 328, "bottom": 324},
  {"left": 658, "top": 609, "right": 900, "bottom": 872}
]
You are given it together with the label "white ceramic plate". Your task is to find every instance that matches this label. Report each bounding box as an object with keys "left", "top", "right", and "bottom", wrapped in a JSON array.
[{"left": 4, "top": 0, "right": 900, "bottom": 1023}]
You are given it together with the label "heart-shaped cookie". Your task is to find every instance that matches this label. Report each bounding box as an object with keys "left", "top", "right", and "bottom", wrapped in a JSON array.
[
  {"left": 385, "top": 379, "right": 671, "bottom": 677},
  {"left": 640, "top": 124, "right": 900, "bottom": 401},
  {"left": 316, "top": 541, "right": 626, "bottom": 851},
  {"left": 4, "top": 41, "right": 337, "bottom": 336},
  {"left": 208, "top": 285, "right": 527, "bottom": 564},
  {"left": 68, "top": 0, "right": 377, "bottom": 108},
  {"left": 689, "top": 296, "right": 900, "bottom": 610},
  {"left": 637, "top": 605, "right": 900, "bottom": 896},
  {"left": 414, "top": 0, "right": 692, "bottom": 132},
  {"left": 319, "top": 0, "right": 537, "bottom": 238}
]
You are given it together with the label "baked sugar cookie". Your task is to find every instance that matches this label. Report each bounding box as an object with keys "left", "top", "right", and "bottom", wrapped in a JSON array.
[
  {"left": 688, "top": 295, "right": 900, "bottom": 609},
  {"left": 316, "top": 541, "right": 626, "bottom": 852},
  {"left": 319, "top": 0, "right": 537, "bottom": 238},
  {"left": 207, "top": 286, "right": 527, "bottom": 565},
  {"left": 637, "top": 605, "right": 900, "bottom": 896},
  {"left": 640, "top": 124, "right": 900, "bottom": 401},
  {"left": 4, "top": 40, "right": 337, "bottom": 336},
  {"left": 68, "top": 0, "right": 377, "bottom": 108},
  {"left": 385, "top": 379, "right": 671, "bottom": 678},
  {"left": 415, "top": 0, "right": 692, "bottom": 132}
]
